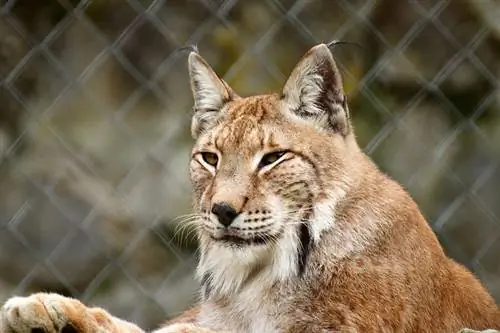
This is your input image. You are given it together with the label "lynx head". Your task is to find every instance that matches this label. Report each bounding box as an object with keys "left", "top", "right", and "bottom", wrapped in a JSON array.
[{"left": 187, "top": 44, "right": 361, "bottom": 297}]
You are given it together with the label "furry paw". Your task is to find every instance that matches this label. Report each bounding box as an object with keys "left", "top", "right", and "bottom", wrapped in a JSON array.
[{"left": 0, "top": 293, "right": 142, "bottom": 333}]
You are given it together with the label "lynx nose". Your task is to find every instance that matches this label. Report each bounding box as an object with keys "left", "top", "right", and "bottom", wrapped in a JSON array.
[{"left": 212, "top": 202, "right": 239, "bottom": 227}]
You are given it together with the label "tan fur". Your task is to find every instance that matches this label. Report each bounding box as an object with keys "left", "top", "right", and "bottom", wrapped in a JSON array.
[{"left": 1, "top": 44, "right": 499, "bottom": 333}]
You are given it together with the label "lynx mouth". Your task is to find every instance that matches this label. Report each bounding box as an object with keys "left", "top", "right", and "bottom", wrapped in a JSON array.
[{"left": 210, "top": 234, "right": 270, "bottom": 246}]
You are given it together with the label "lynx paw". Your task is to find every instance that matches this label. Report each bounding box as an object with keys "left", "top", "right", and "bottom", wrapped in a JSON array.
[{"left": 0, "top": 293, "right": 131, "bottom": 333}]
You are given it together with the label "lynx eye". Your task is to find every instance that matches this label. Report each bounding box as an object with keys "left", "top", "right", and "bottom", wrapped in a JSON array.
[
  {"left": 200, "top": 152, "right": 219, "bottom": 167},
  {"left": 258, "top": 151, "right": 287, "bottom": 169}
]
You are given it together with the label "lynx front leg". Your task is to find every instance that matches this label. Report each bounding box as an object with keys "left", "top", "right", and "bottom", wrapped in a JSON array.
[{"left": 0, "top": 293, "right": 143, "bottom": 333}]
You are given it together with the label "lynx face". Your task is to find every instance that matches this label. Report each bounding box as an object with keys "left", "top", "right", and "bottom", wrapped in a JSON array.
[
  {"left": 191, "top": 95, "right": 318, "bottom": 240},
  {"left": 187, "top": 44, "right": 356, "bottom": 296}
]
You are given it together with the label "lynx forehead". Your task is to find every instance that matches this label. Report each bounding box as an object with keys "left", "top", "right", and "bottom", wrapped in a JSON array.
[{"left": 196, "top": 95, "right": 282, "bottom": 152}]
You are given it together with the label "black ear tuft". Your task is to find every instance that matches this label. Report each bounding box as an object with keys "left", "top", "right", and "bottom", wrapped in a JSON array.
[{"left": 176, "top": 44, "right": 200, "bottom": 54}]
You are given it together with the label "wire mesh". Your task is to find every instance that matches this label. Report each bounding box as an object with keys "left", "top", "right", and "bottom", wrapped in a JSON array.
[{"left": 0, "top": 0, "right": 499, "bottom": 330}]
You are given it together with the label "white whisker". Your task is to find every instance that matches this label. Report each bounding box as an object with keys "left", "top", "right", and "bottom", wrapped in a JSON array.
[{"left": 172, "top": 215, "right": 203, "bottom": 247}]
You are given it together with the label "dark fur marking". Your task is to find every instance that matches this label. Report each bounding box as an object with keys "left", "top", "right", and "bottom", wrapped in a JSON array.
[
  {"left": 201, "top": 272, "right": 213, "bottom": 299},
  {"left": 241, "top": 196, "right": 249, "bottom": 211},
  {"left": 297, "top": 223, "right": 312, "bottom": 276}
]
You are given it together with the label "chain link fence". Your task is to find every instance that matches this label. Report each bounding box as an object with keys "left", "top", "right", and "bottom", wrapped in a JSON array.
[{"left": 1, "top": 0, "right": 499, "bottom": 330}]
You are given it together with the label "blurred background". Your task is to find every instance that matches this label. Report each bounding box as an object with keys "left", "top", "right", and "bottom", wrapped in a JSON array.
[{"left": 0, "top": 0, "right": 499, "bottom": 330}]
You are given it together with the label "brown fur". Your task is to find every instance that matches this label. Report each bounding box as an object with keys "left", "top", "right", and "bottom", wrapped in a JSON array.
[{"left": 1, "top": 44, "right": 498, "bottom": 333}]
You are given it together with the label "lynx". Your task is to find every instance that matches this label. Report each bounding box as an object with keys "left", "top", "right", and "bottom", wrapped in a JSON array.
[{"left": 1, "top": 44, "right": 499, "bottom": 333}]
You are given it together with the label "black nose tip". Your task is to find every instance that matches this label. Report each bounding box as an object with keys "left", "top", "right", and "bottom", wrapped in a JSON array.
[{"left": 212, "top": 202, "right": 239, "bottom": 227}]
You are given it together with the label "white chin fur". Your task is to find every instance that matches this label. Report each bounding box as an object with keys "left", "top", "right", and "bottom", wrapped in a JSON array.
[
  {"left": 196, "top": 190, "right": 346, "bottom": 299},
  {"left": 197, "top": 225, "right": 301, "bottom": 298}
]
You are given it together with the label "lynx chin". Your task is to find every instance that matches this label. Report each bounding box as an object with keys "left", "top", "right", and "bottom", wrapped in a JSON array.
[{"left": 1, "top": 44, "right": 499, "bottom": 333}]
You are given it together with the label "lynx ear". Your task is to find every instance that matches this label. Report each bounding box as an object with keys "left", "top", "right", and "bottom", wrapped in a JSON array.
[
  {"left": 282, "top": 44, "right": 350, "bottom": 136},
  {"left": 188, "top": 52, "right": 240, "bottom": 138}
]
